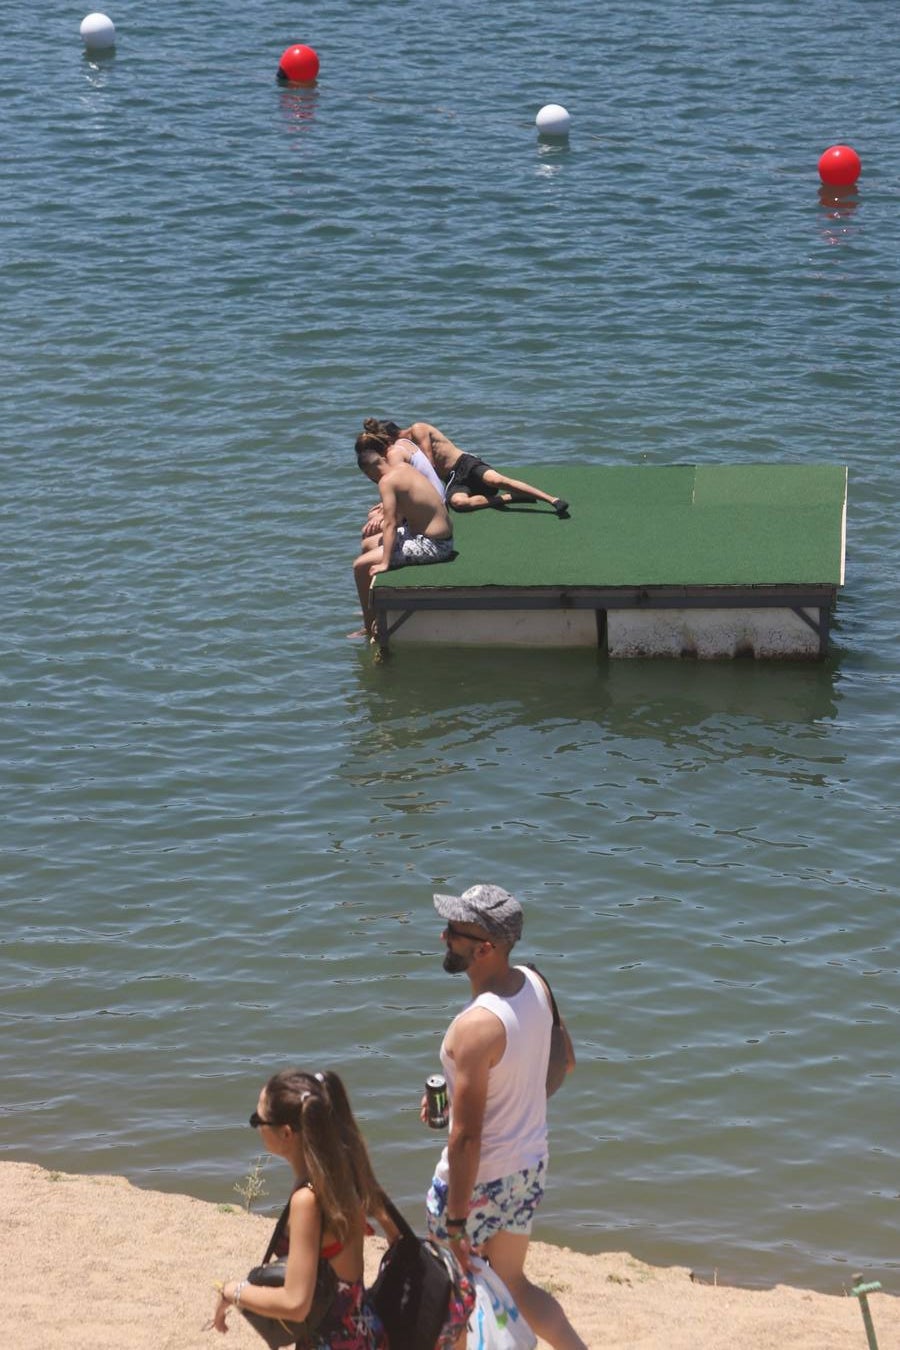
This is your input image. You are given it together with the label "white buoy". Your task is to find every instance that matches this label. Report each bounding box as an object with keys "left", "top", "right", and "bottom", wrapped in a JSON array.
[
  {"left": 80, "top": 12, "right": 116, "bottom": 51},
  {"left": 536, "top": 104, "right": 571, "bottom": 137}
]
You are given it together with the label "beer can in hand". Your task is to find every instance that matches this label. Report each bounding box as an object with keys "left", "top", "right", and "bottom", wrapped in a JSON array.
[{"left": 425, "top": 1074, "right": 449, "bottom": 1129}]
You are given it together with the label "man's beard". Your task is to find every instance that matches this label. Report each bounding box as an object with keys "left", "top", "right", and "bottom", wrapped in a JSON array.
[{"left": 442, "top": 948, "right": 470, "bottom": 974}]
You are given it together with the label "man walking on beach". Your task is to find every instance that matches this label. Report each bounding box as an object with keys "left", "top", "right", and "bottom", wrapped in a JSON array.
[{"left": 424, "top": 884, "right": 587, "bottom": 1350}]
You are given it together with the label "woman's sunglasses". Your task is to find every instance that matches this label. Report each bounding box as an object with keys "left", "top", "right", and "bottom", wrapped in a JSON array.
[{"left": 249, "top": 1110, "right": 278, "bottom": 1129}]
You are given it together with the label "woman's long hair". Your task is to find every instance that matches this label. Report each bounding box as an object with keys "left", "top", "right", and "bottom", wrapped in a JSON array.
[
  {"left": 264, "top": 1068, "right": 384, "bottom": 1242},
  {"left": 355, "top": 418, "right": 401, "bottom": 457}
]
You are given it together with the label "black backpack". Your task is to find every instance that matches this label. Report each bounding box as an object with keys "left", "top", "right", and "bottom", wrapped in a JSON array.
[{"left": 369, "top": 1195, "right": 474, "bottom": 1350}]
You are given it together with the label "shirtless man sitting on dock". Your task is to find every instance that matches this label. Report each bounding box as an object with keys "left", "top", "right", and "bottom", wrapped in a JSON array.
[
  {"left": 350, "top": 441, "right": 454, "bottom": 639},
  {"left": 396, "top": 419, "right": 569, "bottom": 518}
]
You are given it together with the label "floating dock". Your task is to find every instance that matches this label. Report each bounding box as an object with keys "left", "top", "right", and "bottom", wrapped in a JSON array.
[{"left": 372, "top": 464, "right": 847, "bottom": 659}]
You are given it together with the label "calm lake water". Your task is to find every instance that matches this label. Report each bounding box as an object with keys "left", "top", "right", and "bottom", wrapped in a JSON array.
[{"left": 2, "top": 0, "right": 898, "bottom": 1293}]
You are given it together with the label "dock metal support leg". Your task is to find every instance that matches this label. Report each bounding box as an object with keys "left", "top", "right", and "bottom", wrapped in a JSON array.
[
  {"left": 373, "top": 607, "right": 416, "bottom": 657},
  {"left": 594, "top": 609, "right": 607, "bottom": 651},
  {"left": 791, "top": 605, "right": 831, "bottom": 657}
]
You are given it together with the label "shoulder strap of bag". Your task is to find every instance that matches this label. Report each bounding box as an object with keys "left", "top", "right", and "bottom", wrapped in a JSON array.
[
  {"left": 266, "top": 1187, "right": 416, "bottom": 1264},
  {"left": 378, "top": 1191, "right": 418, "bottom": 1245},
  {"left": 260, "top": 1180, "right": 314, "bottom": 1265},
  {"left": 260, "top": 1197, "right": 292, "bottom": 1265},
  {"left": 526, "top": 963, "right": 561, "bottom": 1027}
]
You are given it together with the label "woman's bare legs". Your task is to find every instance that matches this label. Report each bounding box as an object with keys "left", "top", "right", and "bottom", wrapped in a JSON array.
[{"left": 449, "top": 469, "right": 569, "bottom": 516}]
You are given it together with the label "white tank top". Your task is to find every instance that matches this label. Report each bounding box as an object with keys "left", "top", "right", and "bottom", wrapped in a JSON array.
[
  {"left": 397, "top": 440, "right": 446, "bottom": 500},
  {"left": 436, "top": 965, "right": 551, "bottom": 1184}
]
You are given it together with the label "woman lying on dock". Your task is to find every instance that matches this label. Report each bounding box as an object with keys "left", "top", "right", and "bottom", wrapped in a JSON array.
[{"left": 365, "top": 417, "right": 570, "bottom": 517}]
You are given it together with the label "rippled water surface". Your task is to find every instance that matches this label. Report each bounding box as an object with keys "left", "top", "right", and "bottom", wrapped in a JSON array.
[{"left": 2, "top": 0, "right": 899, "bottom": 1292}]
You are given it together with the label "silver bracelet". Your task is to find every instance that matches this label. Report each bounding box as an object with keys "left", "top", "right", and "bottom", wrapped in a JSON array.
[{"left": 233, "top": 1280, "right": 247, "bottom": 1310}]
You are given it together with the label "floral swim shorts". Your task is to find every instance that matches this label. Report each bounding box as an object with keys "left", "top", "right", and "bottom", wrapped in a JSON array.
[{"left": 425, "top": 1159, "right": 547, "bottom": 1249}]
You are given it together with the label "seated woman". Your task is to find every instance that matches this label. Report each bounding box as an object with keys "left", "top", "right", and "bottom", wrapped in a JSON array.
[
  {"left": 212, "top": 1068, "right": 396, "bottom": 1349},
  {"left": 357, "top": 418, "right": 446, "bottom": 540}
]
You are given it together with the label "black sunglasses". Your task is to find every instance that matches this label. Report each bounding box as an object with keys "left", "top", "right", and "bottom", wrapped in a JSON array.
[
  {"left": 249, "top": 1110, "right": 278, "bottom": 1129},
  {"left": 446, "top": 921, "right": 492, "bottom": 944}
]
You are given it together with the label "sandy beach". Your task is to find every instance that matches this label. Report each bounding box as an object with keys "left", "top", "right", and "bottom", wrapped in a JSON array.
[{"left": 5, "top": 1161, "right": 895, "bottom": 1350}]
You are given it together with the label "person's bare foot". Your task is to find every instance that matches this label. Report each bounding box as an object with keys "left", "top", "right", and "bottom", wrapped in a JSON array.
[{"left": 346, "top": 627, "right": 369, "bottom": 640}]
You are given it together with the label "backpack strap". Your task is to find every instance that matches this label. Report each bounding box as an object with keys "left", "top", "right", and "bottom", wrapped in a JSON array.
[
  {"left": 526, "top": 962, "right": 561, "bottom": 1027},
  {"left": 378, "top": 1192, "right": 418, "bottom": 1245},
  {"left": 260, "top": 1181, "right": 314, "bottom": 1265},
  {"left": 260, "top": 1198, "right": 292, "bottom": 1265}
]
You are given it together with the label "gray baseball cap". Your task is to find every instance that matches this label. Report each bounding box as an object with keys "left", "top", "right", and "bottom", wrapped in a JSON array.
[{"left": 433, "top": 884, "right": 524, "bottom": 945}]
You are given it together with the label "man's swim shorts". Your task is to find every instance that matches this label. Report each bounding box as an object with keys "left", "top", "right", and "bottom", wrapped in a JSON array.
[{"left": 389, "top": 525, "right": 454, "bottom": 567}]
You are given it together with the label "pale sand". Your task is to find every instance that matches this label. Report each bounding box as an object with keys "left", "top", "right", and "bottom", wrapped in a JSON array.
[{"left": 5, "top": 1162, "right": 896, "bottom": 1350}]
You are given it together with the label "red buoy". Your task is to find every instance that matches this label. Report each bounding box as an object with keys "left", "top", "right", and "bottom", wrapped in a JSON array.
[
  {"left": 818, "top": 144, "right": 861, "bottom": 188},
  {"left": 277, "top": 44, "right": 319, "bottom": 84}
]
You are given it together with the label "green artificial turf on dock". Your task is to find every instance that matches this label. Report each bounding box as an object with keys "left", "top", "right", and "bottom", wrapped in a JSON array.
[{"left": 375, "top": 464, "right": 847, "bottom": 593}]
